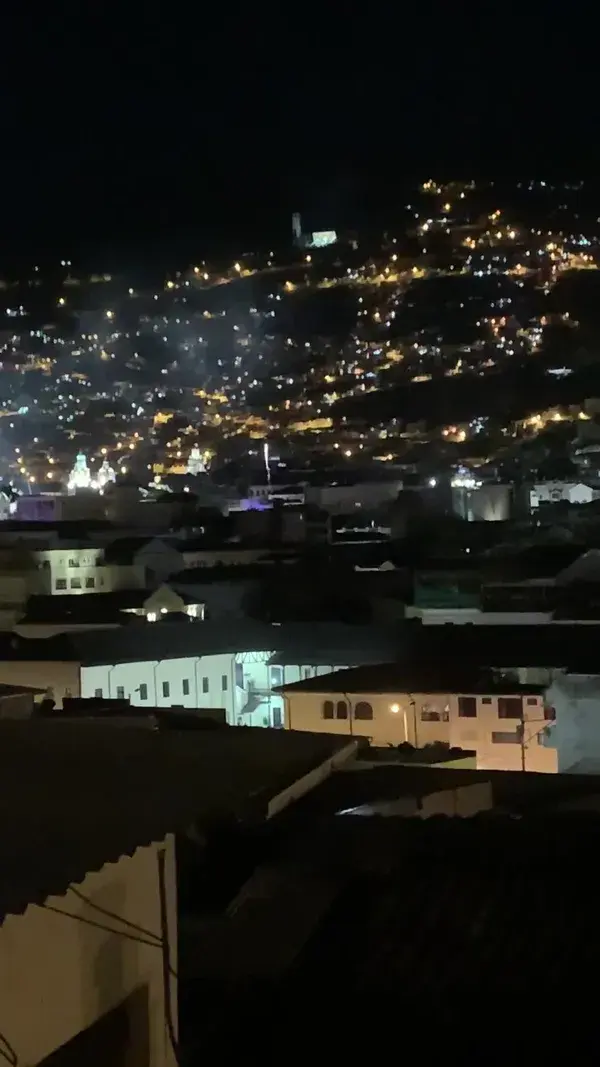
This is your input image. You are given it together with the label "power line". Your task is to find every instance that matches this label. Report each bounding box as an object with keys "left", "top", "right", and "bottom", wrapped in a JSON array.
[
  {"left": 42, "top": 902, "right": 170, "bottom": 952},
  {"left": 68, "top": 886, "right": 162, "bottom": 944},
  {"left": 0, "top": 1031, "right": 17, "bottom": 1066}
]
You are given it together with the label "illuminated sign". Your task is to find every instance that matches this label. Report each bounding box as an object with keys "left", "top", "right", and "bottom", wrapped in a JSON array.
[{"left": 309, "top": 231, "right": 338, "bottom": 248}]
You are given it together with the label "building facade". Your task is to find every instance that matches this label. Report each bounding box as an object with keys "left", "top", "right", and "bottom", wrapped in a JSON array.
[
  {"left": 280, "top": 686, "right": 557, "bottom": 773},
  {"left": 0, "top": 837, "right": 177, "bottom": 1067}
]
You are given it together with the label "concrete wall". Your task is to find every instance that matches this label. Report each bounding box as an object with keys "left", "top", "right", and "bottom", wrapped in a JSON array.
[
  {"left": 0, "top": 661, "right": 80, "bottom": 707},
  {"left": 547, "top": 673, "right": 600, "bottom": 773},
  {"left": 0, "top": 838, "right": 177, "bottom": 1067}
]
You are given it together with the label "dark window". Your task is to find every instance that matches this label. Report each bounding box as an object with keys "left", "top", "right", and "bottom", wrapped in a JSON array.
[
  {"left": 458, "top": 696, "right": 477, "bottom": 718},
  {"left": 354, "top": 701, "right": 373, "bottom": 720},
  {"left": 421, "top": 708, "right": 441, "bottom": 721},
  {"left": 221, "top": 675, "right": 228, "bottom": 691},
  {"left": 139, "top": 683, "right": 148, "bottom": 700},
  {"left": 323, "top": 700, "right": 334, "bottom": 719},
  {"left": 85, "top": 576, "right": 95, "bottom": 588},
  {"left": 544, "top": 706, "right": 556, "bottom": 721},
  {"left": 491, "top": 730, "right": 520, "bottom": 744},
  {"left": 56, "top": 578, "right": 67, "bottom": 589},
  {"left": 498, "top": 697, "right": 522, "bottom": 719},
  {"left": 162, "top": 681, "right": 170, "bottom": 698},
  {"left": 336, "top": 700, "right": 348, "bottom": 719},
  {"left": 270, "top": 667, "right": 283, "bottom": 686},
  {"left": 202, "top": 676, "right": 209, "bottom": 693},
  {"left": 235, "top": 663, "right": 244, "bottom": 688},
  {"left": 94, "top": 688, "right": 103, "bottom": 698},
  {"left": 526, "top": 697, "right": 538, "bottom": 705},
  {"left": 303, "top": 666, "right": 311, "bottom": 679},
  {"left": 481, "top": 697, "right": 492, "bottom": 705},
  {"left": 116, "top": 686, "right": 125, "bottom": 699},
  {"left": 68, "top": 559, "right": 79, "bottom": 567},
  {"left": 70, "top": 577, "right": 81, "bottom": 589},
  {"left": 182, "top": 679, "right": 190, "bottom": 696}
]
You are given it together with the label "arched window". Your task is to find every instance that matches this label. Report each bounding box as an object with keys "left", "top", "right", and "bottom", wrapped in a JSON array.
[
  {"left": 322, "top": 700, "right": 334, "bottom": 719},
  {"left": 336, "top": 701, "right": 348, "bottom": 719},
  {"left": 354, "top": 701, "right": 373, "bottom": 720}
]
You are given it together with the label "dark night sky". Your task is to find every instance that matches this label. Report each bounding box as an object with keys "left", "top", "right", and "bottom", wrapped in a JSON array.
[{"left": 2, "top": 7, "right": 593, "bottom": 262}]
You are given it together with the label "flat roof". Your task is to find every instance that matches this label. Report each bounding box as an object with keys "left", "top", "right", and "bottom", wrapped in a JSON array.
[{"left": 0, "top": 721, "right": 353, "bottom": 924}]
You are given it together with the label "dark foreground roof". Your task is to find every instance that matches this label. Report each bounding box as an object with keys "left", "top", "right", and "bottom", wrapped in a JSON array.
[
  {"left": 185, "top": 809, "right": 600, "bottom": 1044},
  {"left": 0, "top": 721, "right": 353, "bottom": 923},
  {"left": 290, "top": 814, "right": 600, "bottom": 999}
]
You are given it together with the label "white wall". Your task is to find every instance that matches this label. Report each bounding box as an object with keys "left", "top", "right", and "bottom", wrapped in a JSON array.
[
  {"left": 405, "top": 607, "right": 552, "bottom": 625},
  {"left": 0, "top": 838, "right": 177, "bottom": 1067},
  {"left": 35, "top": 548, "right": 145, "bottom": 594},
  {"left": 81, "top": 653, "right": 238, "bottom": 720},
  {"left": 81, "top": 653, "right": 351, "bottom": 728},
  {"left": 547, "top": 673, "right": 600, "bottom": 773}
]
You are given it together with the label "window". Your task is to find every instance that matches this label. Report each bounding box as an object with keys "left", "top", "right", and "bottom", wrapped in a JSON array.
[
  {"left": 70, "top": 577, "right": 81, "bottom": 589},
  {"left": 202, "top": 677, "right": 209, "bottom": 694},
  {"left": 270, "top": 667, "right": 283, "bottom": 687},
  {"left": 116, "top": 686, "right": 125, "bottom": 699},
  {"left": 68, "top": 559, "right": 79, "bottom": 568},
  {"left": 498, "top": 697, "right": 522, "bottom": 719},
  {"left": 323, "top": 700, "right": 334, "bottom": 719},
  {"left": 458, "top": 696, "right": 477, "bottom": 718},
  {"left": 235, "top": 663, "right": 244, "bottom": 688},
  {"left": 526, "top": 697, "right": 538, "bottom": 705},
  {"left": 303, "top": 666, "right": 311, "bottom": 679},
  {"left": 85, "top": 577, "right": 95, "bottom": 589},
  {"left": 139, "top": 683, "right": 148, "bottom": 700},
  {"left": 421, "top": 708, "right": 441, "bottom": 721},
  {"left": 354, "top": 701, "right": 373, "bottom": 720},
  {"left": 94, "top": 688, "right": 103, "bottom": 698},
  {"left": 491, "top": 730, "right": 521, "bottom": 744},
  {"left": 336, "top": 700, "right": 348, "bottom": 719},
  {"left": 221, "top": 675, "right": 228, "bottom": 691},
  {"left": 182, "top": 678, "right": 190, "bottom": 696},
  {"left": 481, "top": 697, "right": 492, "bottom": 705},
  {"left": 56, "top": 578, "right": 67, "bottom": 590},
  {"left": 162, "top": 681, "right": 170, "bottom": 698},
  {"left": 544, "top": 706, "right": 556, "bottom": 721}
]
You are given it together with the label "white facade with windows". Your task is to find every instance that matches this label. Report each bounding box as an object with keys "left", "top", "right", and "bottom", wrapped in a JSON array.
[
  {"left": 80, "top": 652, "right": 353, "bottom": 728},
  {"left": 35, "top": 548, "right": 145, "bottom": 595}
]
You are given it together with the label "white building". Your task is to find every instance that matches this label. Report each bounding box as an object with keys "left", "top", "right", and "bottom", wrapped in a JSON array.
[
  {"left": 0, "top": 622, "right": 401, "bottom": 726},
  {"left": 530, "top": 481, "right": 596, "bottom": 509}
]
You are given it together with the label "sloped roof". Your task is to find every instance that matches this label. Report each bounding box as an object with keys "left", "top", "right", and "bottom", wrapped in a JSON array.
[
  {"left": 276, "top": 661, "right": 544, "bottom": 695},
  {"left": 288, "top": 814, "right": 600, "bottom": 1000},
  {"left": 0, "top": 721, "right": 353, "bottom": 924}
]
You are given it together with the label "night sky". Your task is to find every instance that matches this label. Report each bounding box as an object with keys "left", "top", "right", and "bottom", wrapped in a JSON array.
[{"left": 3, "top": 8, "right": 592, "bottom": 262}]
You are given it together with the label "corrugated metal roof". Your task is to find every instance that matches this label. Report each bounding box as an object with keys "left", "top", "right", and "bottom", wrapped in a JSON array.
[{"left": 0, "top": 721, "right": 350, "bottom": 924}]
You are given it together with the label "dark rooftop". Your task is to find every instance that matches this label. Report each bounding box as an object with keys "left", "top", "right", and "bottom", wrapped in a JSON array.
[
  {"left": 276, "top": 661, "right": 545, "bottom": 695},
  {"left": 0, "top": 721, "right": 354, "bottom": 924},
  {"left": 0, "top": 620, "right": 404, "bottom": 665}
]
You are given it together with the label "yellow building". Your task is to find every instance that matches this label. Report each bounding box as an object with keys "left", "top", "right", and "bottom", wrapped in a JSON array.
[{"left": 277, "top": 663, "right": 557, "bottom": 773}]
